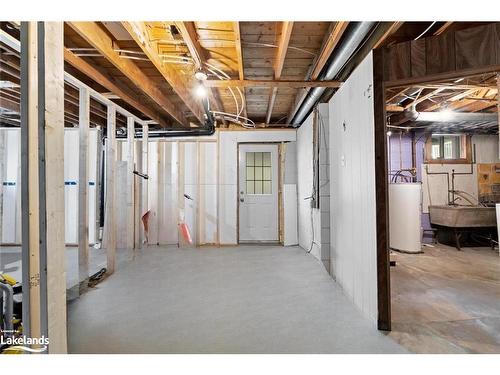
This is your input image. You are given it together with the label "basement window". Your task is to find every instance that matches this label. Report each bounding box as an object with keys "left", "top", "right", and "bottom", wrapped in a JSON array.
[
  {"left": 425, "top": 134, "right": 471, "bottom": 164},
  {"left": 246, "top": 152, "right": 272, "bottom": 194}
]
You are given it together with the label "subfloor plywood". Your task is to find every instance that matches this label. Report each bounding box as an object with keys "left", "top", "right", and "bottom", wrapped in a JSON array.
[{"left": 390, "top": 243, "right": 500, "bottom": 353}]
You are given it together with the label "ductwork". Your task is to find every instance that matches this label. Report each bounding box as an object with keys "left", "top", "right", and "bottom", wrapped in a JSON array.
[
  {"left": 290, "top": 21, "right": 376, "bottom": 126},
  {"left": 414, "top": 111, "right": 498, "bottom": 123},
  {"left": 390, "top": 108, "right": 498, "bottom": 127}
]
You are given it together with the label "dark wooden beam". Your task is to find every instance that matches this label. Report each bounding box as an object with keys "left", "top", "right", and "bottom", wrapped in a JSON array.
[{"left": 373, "top": 48, "right": 391, "bottom": 331}]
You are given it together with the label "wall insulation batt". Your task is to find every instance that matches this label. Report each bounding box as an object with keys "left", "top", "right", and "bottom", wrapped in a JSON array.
[{"left": 0, "top": 128, "right": 100, "bottom": 245}]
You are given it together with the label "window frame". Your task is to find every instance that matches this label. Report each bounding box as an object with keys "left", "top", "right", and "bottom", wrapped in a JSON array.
[{"left": 424, "top": 133, "right": 472, "bottom": 164}]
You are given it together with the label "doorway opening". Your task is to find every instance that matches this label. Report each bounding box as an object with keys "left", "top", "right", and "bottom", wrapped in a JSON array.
[{"left": 384, "top": 71, "right": 500, "bottom": 353}]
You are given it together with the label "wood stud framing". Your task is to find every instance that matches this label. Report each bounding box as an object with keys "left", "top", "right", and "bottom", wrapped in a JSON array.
[
  {"left": 20, "top": 21, "right": 67, "bottom": 353},
  {"left": 78, "top": 87, "right": 90, "bottom": 293},
  {"left": 105, "top": 106, "right": 117, "bottom": 274}
]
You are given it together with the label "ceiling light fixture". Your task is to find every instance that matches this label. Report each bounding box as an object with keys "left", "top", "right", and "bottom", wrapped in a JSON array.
[
  {"left": 195, "top": 85, "right": 207, "bottom": 98},
  {"left": 194, "top": 69, "right": 208, "bottom": 81}
]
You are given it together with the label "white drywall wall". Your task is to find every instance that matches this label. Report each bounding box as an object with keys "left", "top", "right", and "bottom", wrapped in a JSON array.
[{"left": 329, "top": 52, "right": 378, "bottom": 324}]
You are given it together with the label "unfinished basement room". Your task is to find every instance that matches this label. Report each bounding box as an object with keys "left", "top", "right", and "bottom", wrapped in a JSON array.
[{"left": 1, "top": 1, "right": 500, "bottom": 372}]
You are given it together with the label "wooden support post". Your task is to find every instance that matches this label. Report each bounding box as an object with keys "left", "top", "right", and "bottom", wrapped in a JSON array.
[
  {"left": 105, "top": 106, "right": 117, "bottom": 274},
  {"left": 127, "top": 117, "right": 135, "bottom": 252},
  {"left": 141, "top": 124, "right": 148, "bottom": 247},
  {"left": 78, "top": 87, "right": 90, "bottom": 293},
  {"left": 20, "top": 21, "right": 67, "bottom": 353},
  {"left": 497, "top": 74, "right": 500, "bottom": 160},
  {"left": 373, "top": 49, "right": 391, "bottom": 331}
]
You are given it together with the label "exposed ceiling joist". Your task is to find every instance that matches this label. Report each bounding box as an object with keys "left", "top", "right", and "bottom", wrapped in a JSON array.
[
  {"left": 434, "top": 22, "right": 454, "bottom": 36},
  {"left": 425, "top": 88, "right": 480, "bottom": 111},
  {"left": 175, "top": 21, "right": 226, "bottom": 124},
  {"left": 403, "top": 88, "right": 444, "bottom": 110},
  {"left": 265, "top": 21, "right": 294, "bottom": 124},
  {"left": 233, "top": 22, "right": 247, "bottom": 119},
  {"left": 204, "top": 79, "right": 342, "bottom": 88},
  {"left": 0, "top": 95, "right": 20, "bottom": 112},
  {"left": 64, "top": 48, "right": 167, "bottom": 127},
  {"left": 67, "top": 21, "right": 189, "bottom": 127},
  {"left": 121, "top": 21, "right": 205, "bottom": 125},
  {"left": 372, "top": 22, "right": 404, "bottom": 49},
  {"left": 310, "top": 22, "right": 349, "bottom": 80}
]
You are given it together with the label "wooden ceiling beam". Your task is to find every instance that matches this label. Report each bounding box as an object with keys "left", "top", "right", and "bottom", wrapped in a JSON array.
[
  {"left": 310, "top": 22, "right": 349, "bottom": 80},
  {"left": 372, "top": 22, "right": 404, "bottom": 49},
  {"left": 424, "top": 88, "right": 481, "bottom": 111},
  {"left": 64, "top": 48, "right": 167, "bottom": 127},
  {"left": 286, "top": 21, "right": 348, "bottom": 124},
  {"left": 205, "top": 79, "right": 342, "bottom": 88},
  {"left": 122, "top": 21, "right": 205, "bottom": 124},
  {"left": 434, "top": 22, "right": 454, "bottom": 36},
  {"left": 233, "top": 22, "right": 247, "bottom": 119},
  {"left": 265, "top": 21, "right": 294, "bottom": 124},
  {"left": 175, "top": 21, "right": 226, "bottom": 124},
  {"left": 403, "top": 88, "right": 444, "bottom": 110},
  {"left": 67, "top": 22, "right": 189, "bottom": 127}
]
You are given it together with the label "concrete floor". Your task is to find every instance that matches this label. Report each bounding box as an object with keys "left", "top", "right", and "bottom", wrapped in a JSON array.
[
  {"left": 390, "top": 244, "right": 500, "bottom": 353},
  {"left": 67, "top": 245, "right": 406, "bottom": 354},
  {"left": 0, "top": 245, "right": 111, "bottom": 293}
]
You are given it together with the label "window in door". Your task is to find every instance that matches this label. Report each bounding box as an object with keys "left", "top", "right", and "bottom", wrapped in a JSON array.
[{"left": 246, "top": 152, "right": 272, "bottom": 194}]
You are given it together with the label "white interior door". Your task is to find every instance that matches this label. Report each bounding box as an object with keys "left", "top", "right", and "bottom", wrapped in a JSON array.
[{"left": 238, "top": 144, "right": 279, "bottom": 242}]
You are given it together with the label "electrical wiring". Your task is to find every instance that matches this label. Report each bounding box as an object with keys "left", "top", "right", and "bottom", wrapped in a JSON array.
[
  {"left": 414, "top": 22, "right": 437, "bottom": 41},
  {"left": 203, "top": 62, "right": 253, "bottom": 127}
]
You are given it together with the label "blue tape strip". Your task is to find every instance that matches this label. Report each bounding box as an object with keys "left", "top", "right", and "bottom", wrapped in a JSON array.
[{"left": 65, "top": 181, "right": 77, "bottom": 186}]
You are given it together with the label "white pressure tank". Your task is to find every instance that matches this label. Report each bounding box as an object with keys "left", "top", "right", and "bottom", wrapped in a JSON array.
[{"left": 389, "top": 183, "right": 422, "bottom": 253}]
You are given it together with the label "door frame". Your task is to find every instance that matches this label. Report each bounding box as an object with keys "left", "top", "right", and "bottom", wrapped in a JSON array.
[{"left": 236, "top": 142, "right": 282, "bottom": 244}]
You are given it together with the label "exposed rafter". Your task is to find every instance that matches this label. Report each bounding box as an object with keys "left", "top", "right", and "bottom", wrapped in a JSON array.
[
  {"left": 265, "top": 21, "right": 294, "bottom": 124},
  {"left": 67, "top": 22, "right": 189, "bottom": 126},
  {"left": 121, "top": 21, "right": 205, "bottom": 124}
]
